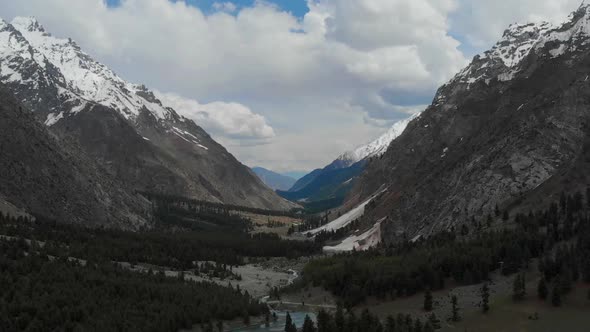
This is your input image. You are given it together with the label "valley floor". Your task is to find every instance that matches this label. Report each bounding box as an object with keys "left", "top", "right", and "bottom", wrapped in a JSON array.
[
  {"left": 279, "top": 260, "right": 590, "bottom": 332},
  {"left": 119, "top": 257, "right": 309, "bottom": 298}
]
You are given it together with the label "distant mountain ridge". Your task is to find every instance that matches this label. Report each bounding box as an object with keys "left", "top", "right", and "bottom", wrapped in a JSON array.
[
  {"left": 280, "top": 115, "right": 417, "bottom": 207},
  {"left": 252, "top": 167, "right": 297, "bottom": 191}
]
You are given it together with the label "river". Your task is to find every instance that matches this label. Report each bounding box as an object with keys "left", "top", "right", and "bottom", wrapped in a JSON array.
[{"left": 231, "top": 311, "right": 316, "bottom": 332}]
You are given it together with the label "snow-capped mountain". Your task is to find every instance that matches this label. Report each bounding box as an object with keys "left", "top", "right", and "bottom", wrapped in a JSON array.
[
  {"left": 335, "top": 113, "right": 420, "bottom": 167},
  {"left": 444, "top": 3, "right": 590, "bottom": 92},
  {"left": 4, "top": 17, "right": 173, "bottom": 124},
  {"left": 0, "top": 16, "right": 294, "bottom": 211},
  {"left": 351, "top": 3, "right": 590, "bottom": 243},
  {"left": 280, "top": 113, "right": 418, "bottom": 206}
]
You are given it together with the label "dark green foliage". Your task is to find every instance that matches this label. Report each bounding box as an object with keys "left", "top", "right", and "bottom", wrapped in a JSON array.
[
  {"left": 512, "top": 274, "right": 526, "bottom": 301},
  {"left": 334, "top": 305, "right": 345, "bottom": 331},
  {"left": 538, "top": 278, "right": 548, "bottom": 300},
  {"left": 0, "top": 239, "right": 266, "bottom": 332},
  {"left": 428, "top": 313, "right": 441, "bottom": 330},
  {"left": 303, "top": 315, "right": 317, "bottom": 332},
  {"left": 414, "top": 319, "right": 423, "bottom": 332},
  {"left": 424, "top": 288, "right": 433, "bottom": 311},
  {"left": 285, "top": 312, "right": 297, "bottom": 332},
  {"left": 481, "top": 283, "right": 490, "bottom": 313},
  {"left": 301, "top": 193, "right": 590, "bottom": 307},
  {"left": 0, "top": 213, "right": 319, "bottom": 269},
  {"left": 551, "top": 287, "right": 562, "bottom": 307},
  {"left": 423, "top": 321, "right": 435, "bottom": 332},
  {"left": 303, "top": 228, "right": 544, "bottom": 305},
  {"left": 451, "top": 295, "right": 460, "bottom": 322},
  {"left": 385, "top": 315, "right": 396, "bottom": 332},
  {"left": 317, "top": 309, "right": 334, "bottom": 332},
  {"left": 142, "top": 191, "right": 299, "bottom": 217}
]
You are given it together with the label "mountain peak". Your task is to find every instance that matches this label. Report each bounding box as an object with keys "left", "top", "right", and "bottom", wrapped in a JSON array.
[
  {"left": 11, "top": 16, "right": 45, "bottom": 33},
  {"left": 335, "top": 113, "right": 420, "bottom": 167},
  {"left": 6, "top": 16, "right": 176, "bottom": 122}
]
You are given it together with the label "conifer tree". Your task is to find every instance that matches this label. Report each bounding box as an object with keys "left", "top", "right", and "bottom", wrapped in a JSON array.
[
  {"left": 481, "top": 283, "right": 490, "bottom": 313},
  {"left": 424, "top": 288, "right": 433, "bottom": 311},
  {"left": 512, "top": 274, "right": 525, "bottom": 301},
  {"left": 502, "top": 210, "right": 509, "bottom": 221},
  {"left": 285, "top": 312, "right": 296, "bottom": 332},
  {"left": 537, "top": 277, "right": 548, "bottom": 300},
  {"left": 385, "top": 315, "right": 396, "bottom": 332},
  {"left": 265, "top": 312, "right": 270, "bottom": 328},
  {"left": 451, "top": 295, "right": 460, "bottom": 322},
  {"left": 428, "top": 313, "right": 441, "bottom": 330},
  {"left": 414, "top": 319, "right": 423, "bottom": 332},
  {"left": 302, "top": 315, "right": 316, "bottom": 332},
  {"left": 334, "top": 305, "right": 345, "bottom": 331},
  {"left": 551, "top": 287, "right": 562, "bottom": 307},
  {"left": 317, "top": 309, "right": 332, "bottom": 332}
]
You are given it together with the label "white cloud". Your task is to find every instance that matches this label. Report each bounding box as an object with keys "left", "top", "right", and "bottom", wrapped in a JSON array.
[
  {"left": 155, "top": 91, "right": 275, "bottom": 139},
  {"left": 212, "top": 2, "right": 237, "bottom": 13},
  {"left": 0, "top": 0, "right": 584, "bottom": 171}
]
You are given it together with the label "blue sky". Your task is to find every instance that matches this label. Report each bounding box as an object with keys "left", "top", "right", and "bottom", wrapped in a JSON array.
[{"left": 106, "top": 0, "right": 309, "bottom": 17}]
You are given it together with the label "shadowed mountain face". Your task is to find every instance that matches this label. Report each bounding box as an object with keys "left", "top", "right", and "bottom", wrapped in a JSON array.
[
  {"left": 0, "top": 85, "right": 150, "bottom": 228},
  {"left": 279, "top": 161, "right": 366, "bottom": 204},
  {"left": 252, "top": 167, "right": 297, "bottom": 191},
  {"left": 0, "top": 17, "right": 294, "bottom": 212},
  {"left": 350, "top": 5, "right": 590, "bottom": 243}
]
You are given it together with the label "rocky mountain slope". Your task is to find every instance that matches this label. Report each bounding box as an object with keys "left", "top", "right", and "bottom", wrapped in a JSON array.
[
  {"left": 252, "top": 167, "right": 296, "bottom": 191},
  {"left": 350, "top": 4, "right": 590, "bottom": 243},
  {"left": 0, "top": 16, "right": 293, "bottom": 211},
  {"left": 0, "top": 84, "right": 149, "bottom": 227},
  {"left": 281, "top": 115, "right": 416, "bottom": 205}
]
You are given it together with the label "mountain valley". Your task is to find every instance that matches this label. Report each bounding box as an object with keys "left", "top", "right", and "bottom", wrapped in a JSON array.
[{"left": 2, "top": 3, "right": 590, "bottom": 332}]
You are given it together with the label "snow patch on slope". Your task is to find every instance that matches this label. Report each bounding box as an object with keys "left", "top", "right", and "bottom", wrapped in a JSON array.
[
  {"left": 304, "top": 189, "right": 386, "bottom": 236},
  {"left": 323, "top": 218, "right": 383, "bottom": 253}
]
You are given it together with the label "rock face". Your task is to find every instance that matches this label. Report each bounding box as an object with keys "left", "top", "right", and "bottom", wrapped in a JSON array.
[
  {"left": 351, "top": 4, "right": 590, "bottom": 243},
  {"left": 0, "top": 85, "right": 150, "bottom": 227},
  {"left": 0, "top": 16, "right": 293, "bottom": 211}
]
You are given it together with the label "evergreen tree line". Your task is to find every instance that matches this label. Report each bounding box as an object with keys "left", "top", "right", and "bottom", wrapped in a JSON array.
[
  {"left": 285, "top": 307, "right": 442, "bottom": 332},
  {"left": 141, "top": 191, "right": 301, "bottom": 218},
  {"left": 0, "top": 238, "right": 266, "bottom": 332},
  {"left": 301, "top": 191, "right": 589, "bottom": 307},
  {"left": 0, "top": 213, "right": 320, "bottom": 268},
  {"left": 535, "top": 208, "right": 590, "bottom": 306},
  {"left": 154, "top": 202, "right": 253, "bottom": 233}
]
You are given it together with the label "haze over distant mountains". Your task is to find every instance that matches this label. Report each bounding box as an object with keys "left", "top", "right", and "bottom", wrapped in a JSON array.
[{"left": 251, "top": 167, "right": 297, "bottom": 191}]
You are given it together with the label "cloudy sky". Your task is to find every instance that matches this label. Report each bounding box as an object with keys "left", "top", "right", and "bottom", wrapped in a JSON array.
[{"left": 0, "top": 0, "right": 583, "bottom": 173}]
